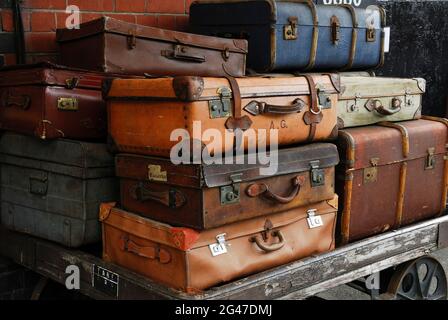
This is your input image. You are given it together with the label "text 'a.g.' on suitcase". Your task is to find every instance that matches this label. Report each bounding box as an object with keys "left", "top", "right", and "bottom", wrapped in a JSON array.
[{"left": 105, "top": 74, "right": 340, "bottom": 158}]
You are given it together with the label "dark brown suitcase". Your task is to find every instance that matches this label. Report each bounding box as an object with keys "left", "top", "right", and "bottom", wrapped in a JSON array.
[
  {"left": 116, "top": 143, "right": 339, "bottom": 229},
  {"left": 0, "top": 62, "right": 125, "bottom": 140},
  {"left": 336, "top": 117, "right": 448, "bottom": 244},
  {"left": 56, "top": 17, "right": 248, "bottom": 77}
]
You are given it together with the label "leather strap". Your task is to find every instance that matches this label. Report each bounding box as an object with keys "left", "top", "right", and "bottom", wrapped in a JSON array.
[
  {"left": 302, "top": 75, "right": 323, "bottom": 142},
  {"left": 225, "top": 76, "right": 253, "bottom": 131}
]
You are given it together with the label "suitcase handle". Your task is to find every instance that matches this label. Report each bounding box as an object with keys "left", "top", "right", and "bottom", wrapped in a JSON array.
[
  {"left": 130, "top": 183, "right": 187, "bottom": 209},
  {"left": 120, "top": 235, "right": 171, "bottom": 264},
  {"left": 366, "top": 98, "right": 402, "bottom": 116},
  {"left": 251, "top": 230, "right": 285, "bottom": 253},
  {"left": 1, "top": 90, "right": 30, "bottom": 110},
  {"left": 246, "top": 176, "right": 305, "bottom": 204},
  {"left": 162, "top": 45, "right": 206, "bottom": 63},
  {"left": 243, "top": 98, "right": 306, "bottom": 116}
]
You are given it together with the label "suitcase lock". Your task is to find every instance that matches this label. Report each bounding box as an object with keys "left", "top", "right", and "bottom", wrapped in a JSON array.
[
  {"left": 364, "top": 158, "right": 379, "bottom": 184},
  {"left": 310, "top": 160, "right": 325, "bottom": 187},
  {"left": 284, "top": 16, "right": 298, "bottom": 40},
  {"left": 29, "top": 172, "right": 48, "bottom": 196},
  {"left": 220, "top": 174, "right": 242, "bottom": 205},
  {"left": 209, "top": 87, "right": 232, "bottom": 119},
  {"left": 366, "top": 19, "right": 376, "bottom": 42},
  {"left": 330, "top": 15, "right": 340, "bottom": 45},
  {"left": 425, "top": 148, "right": 436, "bottom": 170}
]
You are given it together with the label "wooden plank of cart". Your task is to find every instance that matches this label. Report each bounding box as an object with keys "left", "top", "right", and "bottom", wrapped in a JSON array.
[{"left": 1, "top": 215, "right": 448, "bottom": 300}]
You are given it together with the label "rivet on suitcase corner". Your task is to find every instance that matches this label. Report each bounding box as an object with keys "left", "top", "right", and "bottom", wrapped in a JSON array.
[
  {"left": 209, "top": 233, "right": 228, "bottom": 257},
  {"left": 307, "top": 209, "right": 323, "bottom": 229}
]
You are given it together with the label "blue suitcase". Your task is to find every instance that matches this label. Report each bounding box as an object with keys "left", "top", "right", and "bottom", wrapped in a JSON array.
[{"left": 190, "top": 0, "right": 386, "bottom": 72}]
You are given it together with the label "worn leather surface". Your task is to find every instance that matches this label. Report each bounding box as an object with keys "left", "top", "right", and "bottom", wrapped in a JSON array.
[
  {"left": 336, "top": 118, "right": 448, "bottom": 244},
  {"left": 116, "top": 144, "right": 338, "bottom": 229},
  {"left": 0, "top": 64, "right": 117, "bottom": 140},
  {"left": 57, "top": 17, "right": 247, "bottom": 77},
  {"left": 101, "top": 197, "right": 337, "bottom": 293},
  {"left": 107, "top": 74, "right": 338, "bottom": 158}
]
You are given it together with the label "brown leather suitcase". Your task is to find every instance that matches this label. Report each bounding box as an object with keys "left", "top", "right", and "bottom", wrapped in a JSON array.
[
  {"left": 100, "top": 196, "right": 338, "bottom": 293},
  {"left": 116, "top": 143, "right": 339, "bottom": 229},
  {"left": 336, "top": 117, "right": 448, "bottom": 244},
  {"left": 106, "top": 74, "right": 339, "bottom": 158},
  {"left": 56, "top": 17, "right": 247, "bottom": 77},
  {"left": 0, "top": 62, "right": 119, "bottom": 140}
]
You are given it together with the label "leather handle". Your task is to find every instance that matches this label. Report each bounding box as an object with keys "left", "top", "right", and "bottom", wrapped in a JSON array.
[
  {"left": 251, "top": 231, "right": 285, "bottom": 253},
  {"left": 130, "top": 183, "right": 186, "bottom": 209},
  {"left": 244, "top": 98, "right": 306, "bottom": 116},
  {"left": 366, "top": 98, "right": 402, "bottom": 116},
  {"left": 120, "top": 235, "right": 171, "bottom": 264},
  {"left": 246, "top": 176, "right": 305, "bottom": 204},
  {"left": 1, "top": 90, "right": 30, "bottom": 110},
  {"left": 162, "top": 45, "right": 206, "bottom": 63}
]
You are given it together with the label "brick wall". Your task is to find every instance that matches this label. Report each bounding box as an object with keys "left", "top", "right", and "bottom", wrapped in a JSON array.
[{"left": 0, "top": 0, "right": 191, "bottom": 66}]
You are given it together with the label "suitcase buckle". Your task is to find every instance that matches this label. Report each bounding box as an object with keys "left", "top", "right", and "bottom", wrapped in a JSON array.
[
  {"left": 307, "top": 209, "right": 324, "bottom": 229},
  {"left": 310, "top": 160, "right": 325, "bottom": 187},
  {"left": 284, "top": 16, "right": 298, "bottom": 40},
  {"left": 330, "top": 15, "right": 340, "bottom": 45},
  {"left": 364, "top": 158, "right": 379, "bottom": 184}
]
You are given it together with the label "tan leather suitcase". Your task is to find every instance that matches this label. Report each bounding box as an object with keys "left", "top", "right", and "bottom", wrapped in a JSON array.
[
  {"left": 100, "top": 196, "right": 337, "bottom": 293},
  {"left": 105, "top": 74, "right": 339, "bottom": 158},
  {"left": 57, "top": 17, "right": 247, "bottom": 78},
  {"left": 116, "top": 143, "right": 339, "bottom": 229},
  {"left": 336, "top": 117, "right": 448, "bottom": 244}
]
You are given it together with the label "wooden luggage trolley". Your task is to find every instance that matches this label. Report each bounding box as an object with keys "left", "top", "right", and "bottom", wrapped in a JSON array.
[{"left": 0, "top": 214, "right": 447, "bottom": 300}]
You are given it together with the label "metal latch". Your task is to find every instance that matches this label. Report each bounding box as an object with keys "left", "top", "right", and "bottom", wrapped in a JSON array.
[
  {"left": 209, "top": 233, "right": 228, "bottom": 257},
  {"left": 57, "top": 97, "right": 78, "bottom": 111},
  {"left": 330, "top": 15, "right": 340, "bottom": 45},
  {"left": 29, "top": 172, "right": 48, "bottom": 196},
  {"left": 404, "top": 88, "right": 413, "bottom": 107},
  {"left": 425, "top": 147, "right": 436, "bottom": 170},
  {"left": 310, "top": 160, "right": 325, "bottom": 187},
  {"left": 283, "top": 16, "right": 298, "bottom": 40},
  {"left": 209, "top": 86, "right": 232, "bottom": 119},
  {"left": 366, "top": 25, "right": 376, "bottom": 42},
  {"left": 347, "top": 93, "right": 361, "bottom": 113},
  {"left": 317, "top": 84, "right": 332, "bottom": 109},
  {"left": 65, "top": 77, "right": 79, "bottom": 89},
  {"left": 307, "top": 209, "right": 324, "bottom": 229},
  {"left": 364, "top": 158, "right": 379, "bottom": 184},
  {"left": 220, "top": 173, "right": 242, "bottom": 205}
]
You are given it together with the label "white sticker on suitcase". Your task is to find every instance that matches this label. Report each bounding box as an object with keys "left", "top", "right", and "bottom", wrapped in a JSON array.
[
  {"left": 383, "top": 27, "right": 391, "bottom": 53},
  {"left": 307, "top": 209, "right": 324, "bottom": 229},
  {"left": 209, "top": 233, "right": 228, "bottom": 257}
]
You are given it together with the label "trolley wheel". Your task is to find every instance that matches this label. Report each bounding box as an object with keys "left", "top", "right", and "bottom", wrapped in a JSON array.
[{"left": 387, "top": 256, "right": 448, "bottom": 300}]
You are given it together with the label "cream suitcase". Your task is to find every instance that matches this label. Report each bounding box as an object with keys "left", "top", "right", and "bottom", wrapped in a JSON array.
[{"left": 337, "top": 76, "right": 426, "bottom": 128}]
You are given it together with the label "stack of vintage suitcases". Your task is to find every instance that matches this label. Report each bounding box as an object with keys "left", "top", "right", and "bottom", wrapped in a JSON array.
[{"left": 0, "top": 1, "right": 447, "bottom": 294}]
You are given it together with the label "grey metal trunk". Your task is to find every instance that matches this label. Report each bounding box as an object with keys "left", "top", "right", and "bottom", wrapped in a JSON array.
[{"left": 0, "top": 133, "right": 118, "bottom": 248}]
